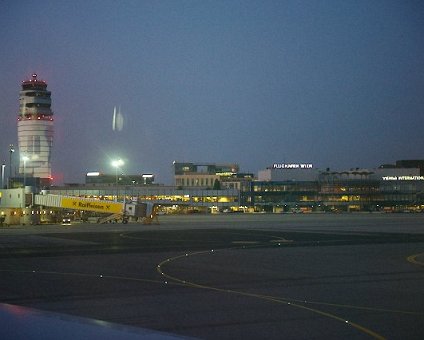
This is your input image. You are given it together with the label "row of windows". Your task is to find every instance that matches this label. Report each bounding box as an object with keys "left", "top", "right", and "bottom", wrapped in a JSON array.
[
  {"left": 22, "top": 84, "right": 47, "bottom": 90},
  {"left": 24, "top": 103, "right": 51, "bottom": 108},
  {"left": 23, "top": 92, "right": 51, "bottom": 97},
  {"left": 251, "top": 193, "right": 418, "bottom": 204},
  {"left": 176, "top": 177, "right": 218, "bottom": 186},
  {"left": 253, "top": 183, "right": 318, "bottom": 192},
  {"left": 253, "top": 195, "right": 315, "bottom": 203},
  {"left": 66, "top": 194, "right": 236, "bottom": 204},
  {"left": 252, "top": 183, "right": 423, "bottom": 194}
]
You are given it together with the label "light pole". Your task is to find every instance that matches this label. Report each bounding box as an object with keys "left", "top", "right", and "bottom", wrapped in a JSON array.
[
  {"left": 1, "top": 162, "right": 5, "bottom": 189},
  {"left": 9, "top": 144, "right": 14, "bottom": 188},
  {"left": 111, "top": 159, "right": 124, "bottom": 201},
  {"left": 22, "top": 155, "right": 29, "bottom": 188}
]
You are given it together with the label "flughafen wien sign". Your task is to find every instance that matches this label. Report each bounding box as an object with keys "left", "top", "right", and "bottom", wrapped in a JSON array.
[{"left": 273, "top": 163, "right": 313, "bottom": 169}]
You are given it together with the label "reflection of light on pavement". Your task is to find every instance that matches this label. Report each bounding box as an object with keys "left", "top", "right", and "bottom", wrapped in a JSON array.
[
  {"left": 269, "top": 239, "right": 293, "bottom": 243},
  {"left": 3, "top": 303, "right": 28, "bottom": 316},
  {"left": 407, "top": 253, "right": 424, "bottom": 266},
  {"left": 0, "top": 302, "right": 180, "bottom": 339},
  {"left": 232, "top": 241, "right": 258, "bottom": 244},
  {"left": 156, "top": 247, "right": 387, "bottom": 340}
]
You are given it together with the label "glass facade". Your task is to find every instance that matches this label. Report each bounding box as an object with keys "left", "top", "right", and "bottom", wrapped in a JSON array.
[{"left": 244, "top": 178, "right": 424, "bottom": 212}]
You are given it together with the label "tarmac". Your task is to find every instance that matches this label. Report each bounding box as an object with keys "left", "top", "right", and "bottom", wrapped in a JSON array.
[{"left": 0, "top": 213, "right": 423, "bottom": 339}]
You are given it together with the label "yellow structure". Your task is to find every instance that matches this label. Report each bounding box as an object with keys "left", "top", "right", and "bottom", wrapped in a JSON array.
[{"left": 61, "top": 197, "right": 123, "bottom": 214}]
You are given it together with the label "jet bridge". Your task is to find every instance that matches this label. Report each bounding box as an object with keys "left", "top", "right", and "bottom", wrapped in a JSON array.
[{"left": 33, "top": 194, "right": 157, "bottom": 224}]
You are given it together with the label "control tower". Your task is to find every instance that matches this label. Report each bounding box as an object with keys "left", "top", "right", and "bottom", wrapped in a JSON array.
[{"left": 17, "top": 74, "right": 54, "bottom": 185}]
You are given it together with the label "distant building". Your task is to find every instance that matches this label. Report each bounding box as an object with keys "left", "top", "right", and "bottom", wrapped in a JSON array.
[
  {"left": 174, "top": 162, "right": 239, "bottom": 175},
  {"left": 174, "top": 161, "right": 238, "bottom": 188},
  {"left": 220, "top": 173, "right": 255, "bottom": 191},
  {"left": 85, "top": 172, "right": 155, "bottom": 186},
  {"left": 259, "top": 163, "right": 319, "bottom": 181},
  {"left": 245, "top": 162, "right": 424, "bottom": 212},
  {"left": 8, "top": 176, "right": 43, "bottom": 189},
  {"left": 173, "top": 161, "right": 253, "bottom": 190},
  {"left": 17, "top": 74, "right": 54, "bottom": 186},
  {"left": 395, "top": 160, "right": 424, "bottom": 176}
]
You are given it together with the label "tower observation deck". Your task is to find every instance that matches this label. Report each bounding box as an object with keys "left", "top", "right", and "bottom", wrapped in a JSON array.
[{"left": 17, "top": 73, "right": 54, "bottom": 185}]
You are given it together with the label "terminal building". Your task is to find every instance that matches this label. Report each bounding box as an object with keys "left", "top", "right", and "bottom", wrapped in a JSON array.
[
  {"left": 174, "top": 161, "right": 239, "bottom": 188},
  {"left": 85, "top": 172, "right": 155, "bottom": 186},
  {"left": 1, "top": 160, "right": 424, "bottom": 225},
  {"left": 245, "top": 162, "right": 424, "bottom": 213},
  {"left": 173, "top": 161, "right": 254, "bottom": 191}
]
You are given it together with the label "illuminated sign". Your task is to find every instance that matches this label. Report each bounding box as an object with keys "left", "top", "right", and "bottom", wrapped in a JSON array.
[
  {"left": 86, "top": 172, "right": 100, "bottom": 177},
  {"left": 216, "top": 172, "right": 235, "bottom": 176},
  {"left": 61, "top": 197, "right": 123, "bottom": 214},
  {"left": 273, "top": 163, "right": 313, "bottom": 169},
  {"left": 382, "top": 176, "right": 424, "bottom": 181}
]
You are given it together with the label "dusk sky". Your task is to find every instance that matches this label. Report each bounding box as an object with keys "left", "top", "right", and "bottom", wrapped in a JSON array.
[{"left": 1, "top": 0, "right": 423, "bottom": 185}]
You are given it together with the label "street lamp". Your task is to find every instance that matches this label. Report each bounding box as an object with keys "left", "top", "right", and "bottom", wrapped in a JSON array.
[
  {"left": 111, "top": 159, "right": 124, "bottom": 201},
  {"left": 22, "top": 155, "right": 29, "bottom": 187},
  {"left": 1, "top": 162, "right": 5, "bottom": 189},
  {"left": 9, "top": 144, "right": 14, "bottom": 188}
]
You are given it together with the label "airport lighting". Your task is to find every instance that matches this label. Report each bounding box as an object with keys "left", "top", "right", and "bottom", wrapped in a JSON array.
[
  {"left": 9, "top": 144, "right": 14, "bottom": 188},
  {"left": 111, "top": 159, "right": 124, "bottom": 201},
  {"left": 22, "top": 155, "right": 29, "bottom": 187},
  {"left": 1, "top": 163, "right": 5, "bottom": 188}
]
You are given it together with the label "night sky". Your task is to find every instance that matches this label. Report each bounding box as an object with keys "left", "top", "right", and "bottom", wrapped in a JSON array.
[{"left": 1, "top": 1, "right": 423, "bottom": 184}]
